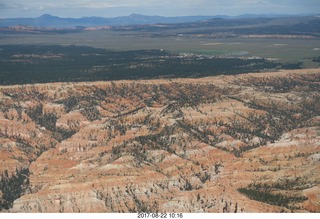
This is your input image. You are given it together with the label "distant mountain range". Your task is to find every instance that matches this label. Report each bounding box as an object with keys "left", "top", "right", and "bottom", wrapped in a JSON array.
[{"left": 0, "top": 13, "right": 309, "bottom": 28}]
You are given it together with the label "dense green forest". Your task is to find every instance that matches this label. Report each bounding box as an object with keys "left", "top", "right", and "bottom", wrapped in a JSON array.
[
  {"left": 0, "top": 45, "right": 302, "bottom": 85},
  {"left": 0, "top": 168, "right": 30, "bottom": 210},
  {"left": 237, "top": 187, "right": 307, "bottom": 210}
]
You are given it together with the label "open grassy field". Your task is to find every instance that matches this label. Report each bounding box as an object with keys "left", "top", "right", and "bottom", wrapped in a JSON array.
[{"left": 1, "top": 30, "right": 319, "bottom": 63}]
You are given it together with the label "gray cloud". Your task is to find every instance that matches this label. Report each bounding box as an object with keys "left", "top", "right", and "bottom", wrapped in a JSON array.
[
  {"left": 0, "top": 3, "right": 22, "bottom": 10},
  {"left": 0, "top": 3, "right": 10, "bottom": 9}
]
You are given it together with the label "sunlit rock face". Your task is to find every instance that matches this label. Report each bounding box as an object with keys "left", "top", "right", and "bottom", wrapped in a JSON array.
[{"left": 0, "top": 69, "right": 319, "bottom": 212}]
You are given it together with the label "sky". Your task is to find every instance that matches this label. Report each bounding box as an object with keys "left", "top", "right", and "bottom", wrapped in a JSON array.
[{"left": 0, "top": 0, "right": 319, "bottom": 18}]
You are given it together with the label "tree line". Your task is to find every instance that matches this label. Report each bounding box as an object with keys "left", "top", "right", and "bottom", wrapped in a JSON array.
[{"left": 0, "top": 45, "right": 302, "bottom": 85}]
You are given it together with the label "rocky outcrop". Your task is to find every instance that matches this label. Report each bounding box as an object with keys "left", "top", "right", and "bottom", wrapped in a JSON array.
[{"left": 0, "top": 69, "right": 319, "bottom": 212}]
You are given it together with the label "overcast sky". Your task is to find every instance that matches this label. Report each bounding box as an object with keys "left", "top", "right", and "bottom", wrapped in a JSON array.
[{"left": 0, "top": 0, "right": 318, "bottom": 18}]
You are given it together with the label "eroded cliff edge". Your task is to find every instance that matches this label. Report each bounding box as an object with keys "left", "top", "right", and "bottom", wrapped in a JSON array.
[{"left": 0, "top": 69, "right": 319, "bottom": 212}]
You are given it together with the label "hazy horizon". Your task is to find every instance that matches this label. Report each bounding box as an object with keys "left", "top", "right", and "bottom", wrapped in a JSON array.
[
  {"left": 0, "top": 0, "right": 319, "bottom": 18},
  {"left": 1, "top": 12, "right": 316, "bottom": 19},
  {"left": 0, "top": 13, "right": 315, "bottom": 19}
]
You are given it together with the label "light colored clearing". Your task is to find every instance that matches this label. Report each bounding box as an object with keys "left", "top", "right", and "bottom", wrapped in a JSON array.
[
  {"left": 232, "top": 51, "right": 249, "bottom": 55},
  {"left": 273, "top": 44, "right": 287, "bottom": 46},
  {"left": 70, "top": 162, "right": 96, "bottom": 170},
  {"left": 313, "top": 48, "right": 320, "bottom": 51},
  {"left": 202, "top": 43, "right": 223, "bottom": 46},
  {"left": 308, "top": 154, "right": 320, "bottom": 162}
]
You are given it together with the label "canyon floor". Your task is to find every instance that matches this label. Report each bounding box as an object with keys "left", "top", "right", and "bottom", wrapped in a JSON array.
[{"left": 0, "top": 69, "right": 319, "bottom": 213}]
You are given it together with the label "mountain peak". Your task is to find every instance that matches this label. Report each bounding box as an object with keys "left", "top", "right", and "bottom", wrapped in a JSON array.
[
  {"left": 39, "top": 14, "right": 58, "bottom": 19},
  {"left": 129, "top": 13, "right": 146, "bottom": 17}
]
